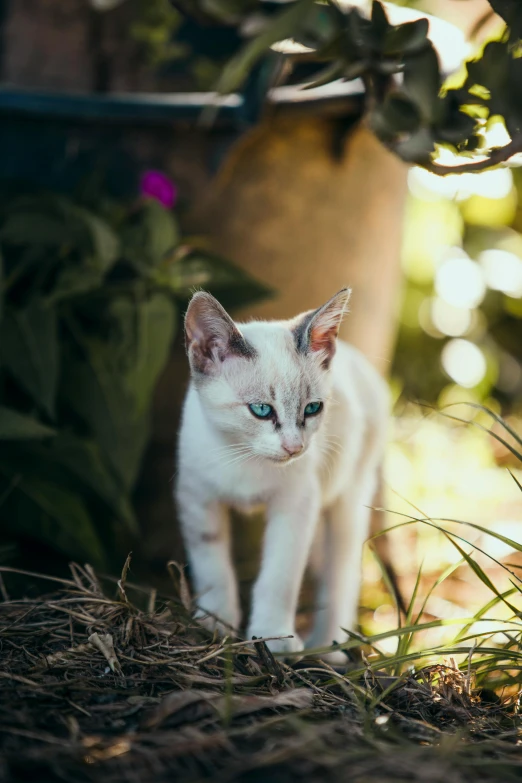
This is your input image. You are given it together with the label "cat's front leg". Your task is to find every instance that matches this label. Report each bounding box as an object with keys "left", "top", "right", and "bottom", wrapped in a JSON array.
[
  {"left": 306, "top": 472, "right": 378, "bottom": 665},
  {"left": 247, "top": 478, "right": 321, "bottom": 655},
  {"left": 178, "top": 489, "right": 240, "bottom": 635}
]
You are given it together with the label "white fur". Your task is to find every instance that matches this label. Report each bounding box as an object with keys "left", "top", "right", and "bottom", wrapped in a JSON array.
[{"left": 175, "top": 291, "right": 388, "bottom": 663}]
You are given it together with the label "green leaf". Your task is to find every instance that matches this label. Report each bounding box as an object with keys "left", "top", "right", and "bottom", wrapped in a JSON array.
[
  {"left": 347, "top": 9, "right": 375, "bottom": 56},
  {"left": 0, "top": 407, "right": 55, "bottom": 440},
  {"left": 292, "top": 4, "right": 345, "bottom": 50},
  {"left": 0, "top": 299, "right": 59, "bottom": 419},
  {"left": 383, "top": 18, "right": 429, "bottom": 56},
  {"left": 1, "top": 435, "right": 136, "bottom": 531},
  {"left": 72, "top": 207, "right": 120, "bottom": 268},
  {"left": 0, "top": 470, "right": 106, "bottom": 568},
  {"left": 48, "top": 434, "right": 138, "bottom": 533},
  {"left": 1, "top": 210, "right": 69, "bottom": 246},
  {"left": 62, "top": 294, "right": 176, "bottom": 489},
  {"left": 122, "top": 295, "right": 177, "bottom": 414},
  {"left": 371, "top": 93, "right": 422, "bottom": 138},
  {"left": 45, "top": 208, "right": 120, "bottom": 302},
  {"left": 160, "top": 249, "right": 273, "bottom": 311},
  {"left": 393, "top": 127, "right": 436, "bottom": 162},
  {"left": 464, "top": 41, "right": 522, "bottom": 136},
  {"left": 302, "top": 62, "right": 346, "bottom": 91},
  {"left": 444, "top": 535, "right": 520, "bottom": 615},
  {"left": 121, "top": 200, "right": 180, "bottom": 271},
  {"left": 438, "top": 403, "right": 522, "bottom": 462},
  {"left": 1, "top": 197, "right": 119, "bottom": 267},
  {"left": 62, "top": 349, "right": 147, "bottom": 491},
  {"left": 370, "top": 1, "right": 389, "bottom": 41},
  {"left": 437, "top": 101, "right": 478, "bottom": 145},
  {"left": 403, "top": 46, "right": 441, "bottom": 122},
  {"left": 454, "top": 587, "right": 518, "bottom": 644},
  {"left": 47, "top": 264, "right": 106, "bottom": 304},
  {"left": 466, "top": 41, "right": 507, "bottom": 93},
  {"left": 217, "top": 0, "right": 316, "bottom": 93}
]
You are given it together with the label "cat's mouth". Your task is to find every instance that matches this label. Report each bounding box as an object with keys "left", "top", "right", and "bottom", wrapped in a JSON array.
[{"left": 269, "top": 452, "right": 305, "bottom": 465}]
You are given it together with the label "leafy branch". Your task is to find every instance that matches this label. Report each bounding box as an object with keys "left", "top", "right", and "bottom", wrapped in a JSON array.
[{"left": 179, "top": 0, "right": 522, "bottom": 174}]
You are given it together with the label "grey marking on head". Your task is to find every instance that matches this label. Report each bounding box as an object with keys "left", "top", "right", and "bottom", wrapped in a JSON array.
[
  {"left": 227, "top": 332, "right": 258, "bottom": 361},
  {"left": 269, "top": 384, "right": 275, "bottom": 400},
  {"left": 191, "top": 331, "right": 257, "bottom": 385},
  {"left": 193, "top": 332, "right": 257, "bottom": 369},
  {"left": 291, "top": 308, "right": 318, "bottom": 354}
]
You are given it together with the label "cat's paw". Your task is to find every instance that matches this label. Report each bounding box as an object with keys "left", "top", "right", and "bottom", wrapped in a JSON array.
[
  {"left": 305, "top": 629, "right": 350, "bottom": 666},
  {"left": 246, "top": 626, "right": 304, "bottom": 656},
  {"left": 314, "top": 648, "right": 348, "bottom": 667},
  {"left": 194, "top": 592, "right": 240, "bottom": 637}
]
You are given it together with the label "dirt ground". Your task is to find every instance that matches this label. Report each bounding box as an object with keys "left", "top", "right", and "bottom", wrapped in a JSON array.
[{"left": 0, "top": 563, "right": 521, "bottom": 783}]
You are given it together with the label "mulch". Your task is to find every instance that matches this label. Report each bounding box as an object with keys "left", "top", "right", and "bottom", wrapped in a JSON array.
[{"left": 0, "top": 561, "right": 521, "bottom": 783}]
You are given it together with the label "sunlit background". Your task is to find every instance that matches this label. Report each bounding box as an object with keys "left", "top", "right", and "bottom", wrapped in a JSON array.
[
  {"left": 340, "top": 1, "right": 522, "bottom": 655},
  {"left": 363, "top": 107, "right": 522, "bottom": 654}
]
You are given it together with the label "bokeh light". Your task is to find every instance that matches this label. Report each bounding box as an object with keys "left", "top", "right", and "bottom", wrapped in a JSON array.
[
  {"left": 479, "top": 248, "right": 522, "bottom": 297},
  {"left": 441, "top": 338, "right": 487, "bottom": 388},
  {"left": 435, "top": 250, "right": 486, "bottom": 308},
  {"left": 431, "top": 297, "right": 472, "bottom": 336},
  {"left": 408, "top": 165, "right": 513, "bottom": 203},
  {"left": 483, "top": 116, "right": 511, "bottom": 150}
]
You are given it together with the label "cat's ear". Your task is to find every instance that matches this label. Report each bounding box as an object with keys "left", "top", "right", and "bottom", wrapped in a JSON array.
[
  {"left": 292, "top": 288, "right": 351, "bottom": 367},
  {"left": 185, "top": 292, "right": 256, "bottom": 376}
]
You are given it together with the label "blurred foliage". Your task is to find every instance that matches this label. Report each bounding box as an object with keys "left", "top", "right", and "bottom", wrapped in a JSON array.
[
  {"left": 0, "top": 186, "right": 270, "bottom": 569},
  {"left": 151, "top": 0, "right": 521, "bottom": 172},
  {"left": 90, "top": 0, "right": 522, "bottom": 170},
  {"left": 129, "top": 0, "right": 188, "bottom": 67},
  {"left": 216, "top": 0, "right": 521, "bottom": 170},
  {"left": 361, "top": 401, "right": 522, "bottom": 663},
  {"left": 392, "top": 159, "right": 522, "bottom": 408}
]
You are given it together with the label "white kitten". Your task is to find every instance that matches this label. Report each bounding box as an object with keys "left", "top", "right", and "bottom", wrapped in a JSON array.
[{"left": 175, "top": 289, "right": 388, "bottom": 663}]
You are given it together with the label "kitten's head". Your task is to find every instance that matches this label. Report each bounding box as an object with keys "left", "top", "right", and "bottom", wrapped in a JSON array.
[{"left": 184, "top": 289, "right": 350, "bottom": 465}]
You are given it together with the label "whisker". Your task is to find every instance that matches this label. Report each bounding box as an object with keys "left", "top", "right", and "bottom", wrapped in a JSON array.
[
  {"left": 205, "top": 443, "right": 251, "bottom": 456},
  {"left": 322, "top": 441, "right": 344, "bottom": 456},
  {"left": 202, "top": 446, "right": 253, "bottom": 468},
  {"left": 319, "top": 447, "right": 335, "bottom": 481},
  {"left": 218, "top": 450, "right": 257, "bottom": 469}
]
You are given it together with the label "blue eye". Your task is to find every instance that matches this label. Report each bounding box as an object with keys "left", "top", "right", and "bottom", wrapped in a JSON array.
[
  {"left": 304, "top": 401, "right": 323, "bottom": 416},
  {"left": 249, "top": 403, "right": 273, "bottom": 419}
]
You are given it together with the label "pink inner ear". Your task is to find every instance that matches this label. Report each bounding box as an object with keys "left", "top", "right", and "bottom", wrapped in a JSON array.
[
  {"left": 306, "top": 289, "right": 350, "bottom": 355},
  {"left": 308, "top": 306, "right": 345, "bottom": 354},
  {"left": 309, "top": 323, "right": 337, "bottom": 353}
]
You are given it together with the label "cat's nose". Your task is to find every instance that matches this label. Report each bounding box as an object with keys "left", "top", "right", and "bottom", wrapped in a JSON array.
[{"left": 282, "top": 442, "right": 303, "bottom": 457}]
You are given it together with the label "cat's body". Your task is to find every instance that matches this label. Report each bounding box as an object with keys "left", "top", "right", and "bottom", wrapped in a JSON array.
[{"left": 175, "top": 290, "right": 388, "bottom": 663}]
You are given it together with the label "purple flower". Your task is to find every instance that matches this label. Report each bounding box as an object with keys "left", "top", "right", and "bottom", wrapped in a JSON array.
[{"left": 140, "top": 170, "right": 178, "bottom": 210}]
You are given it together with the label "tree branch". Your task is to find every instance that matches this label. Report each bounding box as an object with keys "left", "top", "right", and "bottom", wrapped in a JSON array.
[{"left": 414, "top": 137, "right": 522, "bottom": 176}]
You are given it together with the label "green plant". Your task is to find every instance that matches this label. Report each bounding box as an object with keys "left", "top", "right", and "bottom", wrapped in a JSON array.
[
  {"left": 129, "top": 0, "right": 187, "bottom": 67},
  {"left": 179, "top": 0, "right": 522, "bottom": 175},
  {"left": 0, "top": 186, "right": 270, "bottom": 569},
  {"left": 334, "top": 406, "right": 522, "bottom": 692}
]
